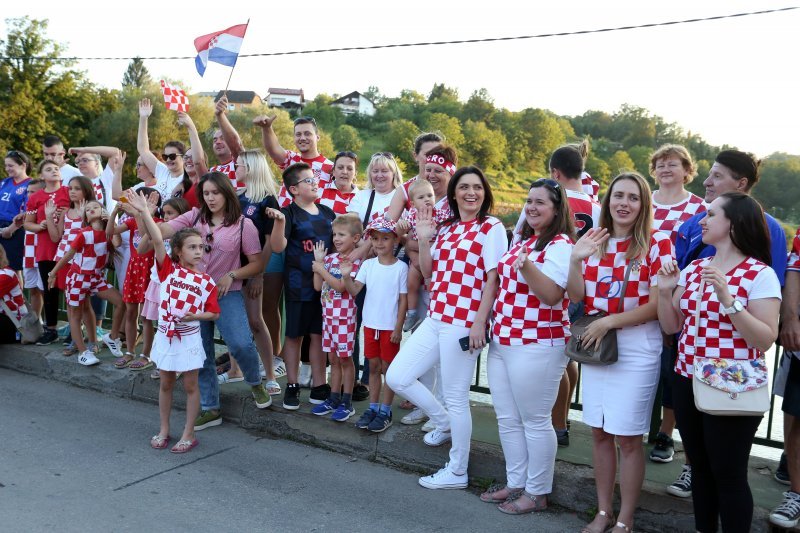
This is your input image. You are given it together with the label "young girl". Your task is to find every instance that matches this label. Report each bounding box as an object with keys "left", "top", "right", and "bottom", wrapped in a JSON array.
[
  {"left": 107, "top": 187, "right": 161, "bottom": 369},
  {"left": 0, "top": 243, "right": 29, "bottom": 322},
  {"left": 48, "top": 200, "right": 124, "bottom": 366},
  {"left": 126, "top": 189, "right": 220, "bottom": 454},
  {"left": 137, "top": 197, "right": 190, "bottom": 379}
]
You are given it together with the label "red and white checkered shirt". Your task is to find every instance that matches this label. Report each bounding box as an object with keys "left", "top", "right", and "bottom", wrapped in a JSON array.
[
  {"left": 652, "top": 192, "right": 706, "bottom": 243},
  {"left": 0, "top": 267, "right": 25, "bottom": 320},
  {"left": 55, "top": 213, "right": 84, "bottom": 263},
  {"left": 492, "top": 234, "right": 573, "bottom": 346},
  {"left": 403, "top": 204, "right": 451, "bottom": 242},
  {"left": 276, "top": 151, "right": 334, "bottom": 208},
  {"left": 23, "top": 231, "right": 36, "bottom": 269},
  {"left": 675, "top": 256, "right": 780, "bottom": 378},
  {"left": 582, "top": 230, "right": 674, "bottom": 316},
  {"left": 209, "top": 160, "right": 239, "bottom": 189},
  {"left": 513, "top": 189, "right": 600, "bottom": 244},
  {"left": 69, "top": 228, "right": 109, "bottom": 275},
  {"left": 319, "top": 183, "right": 357, "bottom": 215},
  {"left": 788, "top": 227, "right": 800, "bottom": 272},
  {"left": 401, "top": 176, "right": 419, "bottom": 209},
  {"left": 321, "top": 253, "right": 361, "bottom": 321},
  {"left": 428, "top": 216, "right": 508, "bottom": 328},
  {"left": 157, "top": 256, "right": 220, "bottom": 338},
  {"left": 581, "top": 172, "right": 599, "bottom": 202}
]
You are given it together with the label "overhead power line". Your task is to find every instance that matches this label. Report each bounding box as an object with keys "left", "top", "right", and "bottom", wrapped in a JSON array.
[{"left": 0, "top": 7, "right": 796, "bottom": 61}]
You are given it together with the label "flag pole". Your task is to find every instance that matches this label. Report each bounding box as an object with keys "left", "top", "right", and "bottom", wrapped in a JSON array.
[{"left": 223, "top": 18, "right": 250, "bottom": 96}]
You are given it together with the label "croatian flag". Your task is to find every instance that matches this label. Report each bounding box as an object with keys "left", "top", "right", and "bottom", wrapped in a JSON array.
[
  {"left": 194, "top": 23, "right": 248, "bottom": 77},
  {"left": 160, "top": 80, "right": 190, "bottom": 112}
]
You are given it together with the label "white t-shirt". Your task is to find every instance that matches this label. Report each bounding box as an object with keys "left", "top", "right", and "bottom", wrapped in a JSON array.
[
  {"left": 59, "top": 164, "right": 82, "bottom": 180},
  {"left": 153, "top": 162, "right": 185, "bottom": 202},
  {"left": 355, "top": 257, "right": 409, "bottom": 330},
  {"left": 93, "top": 165, "right": 116, "bottom": 213},
  {"left": 347, "top": 188, "right": 395, "bottom": 225}
]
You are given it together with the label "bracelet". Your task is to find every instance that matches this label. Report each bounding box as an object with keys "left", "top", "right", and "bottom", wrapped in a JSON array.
[{"left": 227, "top": 272, "right": 236, "bottom": 280}]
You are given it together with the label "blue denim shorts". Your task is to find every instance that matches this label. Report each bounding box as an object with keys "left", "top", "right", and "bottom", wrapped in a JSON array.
[{"left": 265, "top": 251, "right": 285, "bottom": 274}]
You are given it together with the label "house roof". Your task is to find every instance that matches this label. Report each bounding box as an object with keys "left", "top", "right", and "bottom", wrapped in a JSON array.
[
  {"left": 267, "top": 88, "right": 304, "bottom": 96},
  {"left": 214, "top": 90, "right": 260, "bottom": 104},
  {"left": 331, "top": 91, "right": 375, "bottom": 105}
]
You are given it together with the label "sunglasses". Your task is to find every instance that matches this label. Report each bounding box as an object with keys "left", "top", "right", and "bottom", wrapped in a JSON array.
[
  {"left": 293, "top": 116, "right": 317, "bottom": 126},
  {"left": 77, "top": 157, "right": 97, "bottom": 164},
  {"left": 534, "top": 178, "right": 560, "bottom": 189},
  {"left": 205, "top": 232, "right": 214, "bottom": 253},
  {"left": 372, "top": 151, "right": 394, "bottom": 159},
  {"left": 6, "top": 150, "right": 21, "bottom": 158},
  {"left": 163, "top": 153, "right": 180, "bottom": 161},
  {"left": 336, "top": 151, "right": 358, "bottom": 160}
]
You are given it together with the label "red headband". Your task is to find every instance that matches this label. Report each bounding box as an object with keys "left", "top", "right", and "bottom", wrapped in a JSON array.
[{"left": 426, "top": 154, "right": 456, "bottom": 176}]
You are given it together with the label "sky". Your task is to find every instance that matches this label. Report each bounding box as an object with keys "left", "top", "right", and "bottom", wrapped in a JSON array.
[{"left": 3, "top": 0, "right": 799, "bottom": 157}]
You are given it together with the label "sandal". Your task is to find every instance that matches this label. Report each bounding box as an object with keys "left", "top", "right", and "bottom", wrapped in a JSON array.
[
  {"left": 265, "top": 380, "right": 282, "bottom": 396},
  {"left": 170, "top": 438, "right": 198, "bottom": 454},
  {"left": 218, "top": 372, "right": 244, "bottom": 384},
  {"left": 114, "top": 353, "right": 135, "bottom": 369},
  {"left": 611, "top": 522, "right": 631, "bottom": 533},
  {"left": 150, "top": 435, "right": 170, "bottom": 449},
  {"left": 497, "top": 491, "right": 547, "bottom": 515},
  {"left": 216, "top": 361, "right": 231, "bottom": 375},
  {"left": 479, "top": 483, "right": 524, "bottom": 503},
  {"left": 129, "top": 356, "right": 154, "bottom": 371},
  {"left": 581, "top": 510, "right": 615, "bottom": 533},
  {"left": 150, "top": 368, "right": 160, "bottom": 380},
  {"left": 63, "top": 344, "right": 79, "bottom": 356}
]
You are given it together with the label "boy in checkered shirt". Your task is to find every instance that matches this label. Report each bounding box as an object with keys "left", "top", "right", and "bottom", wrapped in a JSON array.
[
  {"left": 342, "top": 218, "right": 408, "bottom": 433},
  {"left": 310, "top": 213, "right": 363, "bottom": 421}
]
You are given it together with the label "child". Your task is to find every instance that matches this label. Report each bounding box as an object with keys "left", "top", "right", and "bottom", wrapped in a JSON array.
[
  {"left": 268, "top": 162, "right": 335, "bottom": 411},
  {"left": 398, "top": 179, "right": 437, "bottom": 332},
  {"left": 137, "top": 197, "right": 190, "bottom": 379},
  {"left": 107, "top": 187, "right": 161, "bottom": 370},
  {"left": 126, "top": 189, "right": 219, "bottom": 454},
  {"left": 48, "top": 200, "right": 124, "bottom": 366},
  {"left": 24, "top": 161, "right": 69, "bottom": 345},
  {"left": 310, "top": 213, "right": 363, "bottom": 421},
  {"left": 20, "top": 178, "right": 44, "bottom": 336},
  {"left": 0, "top": 243, "right": 29, "bottom": 321},
  {"left": 342, "top": 218, "right": 408, "bottom": 432}
]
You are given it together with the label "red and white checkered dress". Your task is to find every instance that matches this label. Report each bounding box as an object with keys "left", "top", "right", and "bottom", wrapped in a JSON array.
[
  {"left": 582, "top": 230, "right": 674, "bottom": 316},
  {"left": 277, "top": 151, "right": 334, "bottom": 208},
  {"left": 581, "top": 172, "right": 600, "bottom": 202},
  {"left": 319, "top": 183, "right": 357, "bottom": 215},
  {"left": 652, "top": 192, "right": 706, "bottom": 244},
  {"left": 321, "top": 253, "right": 361, "bottom": 356},
  {"left": 0, "top": 267, "right": 26, "bottom": 321},
  {"left": 492, "top": 234, "right": 573, "bottom": 346},
  {"left": 151, "top": 256, "right": 220, "bottom": 371},
  {"left": 675, "top": 256, "right": 781, "bottom": 378},
  {"left": 64, "top": 228, "right": 112, "bottom": 306},
  {"left": 428, "top": 216, "right": 508, "bottom": 328}
]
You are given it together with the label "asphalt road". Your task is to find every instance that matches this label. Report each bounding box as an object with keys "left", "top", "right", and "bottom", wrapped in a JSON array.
[{"left": 0, "top": 369, "right": 585, "bottom": 532}]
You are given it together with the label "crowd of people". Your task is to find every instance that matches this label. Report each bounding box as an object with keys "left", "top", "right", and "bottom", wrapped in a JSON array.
[{"left": 2, "top": 96, "right": 800, "bottom": 532}]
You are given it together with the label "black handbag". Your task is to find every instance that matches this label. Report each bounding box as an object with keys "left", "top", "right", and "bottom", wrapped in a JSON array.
[{"left": 565, "top": 259, "right": 635, "bottom": 365}]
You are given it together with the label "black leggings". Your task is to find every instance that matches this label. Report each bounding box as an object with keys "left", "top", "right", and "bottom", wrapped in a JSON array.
[
  {"left": 672, "top": 373, "right": 761, "bottom": 533},
  {"left": 37, "top": 261, "right": 61, "bottom": 329}
]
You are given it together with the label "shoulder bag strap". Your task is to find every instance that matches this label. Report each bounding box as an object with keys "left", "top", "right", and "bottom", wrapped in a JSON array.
[
  {"left": 362, "top": 190, "right": 376, "bottom": 228},
  {"left": 617, "top": 258, "right": 637, "bottom": 313}
]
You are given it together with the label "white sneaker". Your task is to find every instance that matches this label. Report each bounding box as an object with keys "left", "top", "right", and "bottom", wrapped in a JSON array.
[
  {"left": 421, "top": 419, "right": 436, "bottom": 433},
  {"left": 401, "top": 408, "right": 428, "bottom": 425},
  {"left": 78, "top": 350, "right": 101, "bottom": 366},
  {"left": 418, "top": 463, "right": 467, "bottom": 490},
  {"left": 299, "top": 363, "right": 312, "bottom": 388},
  {"left": 101, "top": 333, "right": 122, "bottom": 357},
  {"left": 273, "top": 356, "right": 286, "bottom": 378},
  {"left": 424, "top": 427, "right": 452, "bottom": 446}
]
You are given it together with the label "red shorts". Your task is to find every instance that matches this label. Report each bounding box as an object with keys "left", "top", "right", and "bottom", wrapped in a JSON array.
[
  {"left": 322, "top": 319, "right": 355, "bottom": 358},
  {"left": 363, "top": 327, "right": 400, "bottom": 363},
  {"left": 65, "top": 271, "right": 112, "bottom": 307}
]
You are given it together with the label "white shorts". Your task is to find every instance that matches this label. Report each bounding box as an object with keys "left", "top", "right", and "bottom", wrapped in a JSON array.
[{"left": 23, "top": 267, "right": 42, "bottom": 291}]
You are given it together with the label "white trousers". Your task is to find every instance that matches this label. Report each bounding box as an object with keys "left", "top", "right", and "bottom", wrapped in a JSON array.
[
  {"left": 488, "top": 342, "right": 568, "bottom": 494},
  {"left": 387, "top": 317, "right": 477, "bottom": 474}
]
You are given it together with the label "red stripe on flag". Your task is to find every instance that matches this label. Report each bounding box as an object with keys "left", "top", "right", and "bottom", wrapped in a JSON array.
[{"left": 193, "top": 23, "right": 248, "bottom": 52}]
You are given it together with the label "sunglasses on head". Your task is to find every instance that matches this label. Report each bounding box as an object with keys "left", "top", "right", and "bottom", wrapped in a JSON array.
[
  {"left": 163, "top": 153, "right": 180, "bottom": 161},
  {"left": 534, "top": 178, "right": 560, "bottom": 189},
  {"left": 293, "top": 116, "right": 317, "bottom": 126},
  {"left": 6, "top": 150, "right": 21, "bottom": 158},
  {"left": 372, "top": 151, "right": 394, "bottom": 159},
  {"left": 336, "top": 151, "right": 358, "bottom": 160}
]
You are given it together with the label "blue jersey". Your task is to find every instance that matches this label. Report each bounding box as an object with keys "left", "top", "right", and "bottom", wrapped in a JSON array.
[
  {"left": 239, "top": 193, "right": 279, "bottom": 247},
  {"left": 676, "top": 210, "right": 787, "bottom": 285},
  {"left": 0, "top": 177, "right": 30, "bottom": 222},
  {"left": 282, "top": 202, "right": 335, "bottom": 301}
]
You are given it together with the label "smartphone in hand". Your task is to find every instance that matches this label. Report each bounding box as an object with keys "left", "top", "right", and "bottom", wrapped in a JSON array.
[{"left": 458, "top": 331, "right": 491, "bottom": 352}]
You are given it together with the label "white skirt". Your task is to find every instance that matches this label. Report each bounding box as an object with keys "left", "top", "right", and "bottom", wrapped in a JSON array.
[
  {"left": 581, "top": 320, "right": 662, "bottom": 436},
  {"left": 150, "top": 326, "right": 205, "bottom": 372}
]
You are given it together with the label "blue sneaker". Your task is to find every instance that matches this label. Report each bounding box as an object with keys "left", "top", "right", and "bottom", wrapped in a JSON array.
[
  {"left": 331, "top": 404, "right": 355, "bottom": 422},
  {"left": 355, "top": 408, "right": 377, "bottom": 429},
  {"left": 311, "top": 399, "right": 337, "bottom": 416},
  {"left": 368, "top": 411, "right": 393, "bottom": 433}
]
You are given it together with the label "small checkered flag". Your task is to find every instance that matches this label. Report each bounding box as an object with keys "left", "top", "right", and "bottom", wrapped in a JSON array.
[{"left": 160, "top": 80, "right": 190, "bottom": 112}]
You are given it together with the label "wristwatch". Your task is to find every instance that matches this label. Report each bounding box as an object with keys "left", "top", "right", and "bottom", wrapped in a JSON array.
[{"left": 722, "top": 300, "right": 744, "bottom": 316}]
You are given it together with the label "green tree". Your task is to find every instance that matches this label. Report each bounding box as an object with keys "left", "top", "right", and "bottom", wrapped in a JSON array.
[
  {"left": 363, "top": 85, "right": 384, "bottom": 107},
  {"left": 463, "top": 88, "right": 495, "bottom": 123},
  {"left": 611, "top": 104, "right": 656, "bottom": 148},
  {"left": 518, "top": 108, "right": 565, "bottom": 173},
  {"left": 585, "top": 154, "right": 611, "bottom": 191},
  {"left": 427, "top": 83, "right": 462, "bottom": 117},
  {"left": 301, "top": 93, "right": 344, "bottom": 132},
  {"left": 627, "top": 145, "right": 653, "bottom": 177},
  {"left": 423, "top": 113, "right": 465, "bottom": 152},
  {"left": 122, "top": 57, "right": 152, "bottom": 89},
  {"left": 384, "top": 119, "right": 419, "bottom": 169},
  {"left": 332, "top": 124, "right": 363, "bottom": 153},
  {"left": 462, "top": 120, "right": 507, "bottom": 171},
  {"left": 608, "top": 150, "right": 636, "bottom": 175}
]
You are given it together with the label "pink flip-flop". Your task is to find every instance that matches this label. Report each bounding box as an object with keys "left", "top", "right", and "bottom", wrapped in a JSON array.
[
  {"left": 170, "top": 438, "right": 199, "bottom": 454},
  {"left": 150, "top": 435, "right": 171, "bottom": 450}
]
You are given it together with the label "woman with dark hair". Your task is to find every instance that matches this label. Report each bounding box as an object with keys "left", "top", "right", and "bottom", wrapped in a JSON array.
[
  {"left": 657, "top": 191, "right": 780, "bottom": 533},
  {"left": 480, "top": 179, "right": 574, "bottom": 513},
  {"left": 387, "top": 166, "right": 507, "bottom": 490},
  {"left": 320, "top": 151, "right": 359, "bottom": 215},
  {"left": 159, "top": 172, "right": 272, "bottom": 429},
  {"left": 567, "top": 172, "right": 674, "bottom": 533},
  {"left": 137, "top": 98, "right": 188, "bottom": 201},
  {"left": 0, "top": 150, "right": 32, "bottom": 271},
  {"left": 385, "top": 131, "right": 445, "bottom": 222}
]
